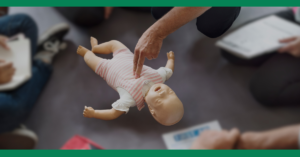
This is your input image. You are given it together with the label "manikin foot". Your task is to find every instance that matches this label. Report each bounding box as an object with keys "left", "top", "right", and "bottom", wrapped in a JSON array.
[
  {"left": 77, "top": 45, "right": 89, "bottom": 57},
  {"left": 90, "top": 37, "right": 98, "bottom": 49}
]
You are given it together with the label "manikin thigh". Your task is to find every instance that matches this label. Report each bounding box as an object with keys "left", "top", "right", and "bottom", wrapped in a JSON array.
[{"left": 84, "top": 51, "right": 102, "bottom": 72}]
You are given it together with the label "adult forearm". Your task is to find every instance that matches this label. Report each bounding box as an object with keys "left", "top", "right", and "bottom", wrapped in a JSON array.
[
  {"left": 133, "top": 7, "right": 210, "bottom": 78},
  {"left": 237, "top": 124, "right": 300, "bottom": 149},
  {"left": 267, "top": 124, "right": 300, "bottom": 149},
  {"left": 147, "top": 7, "right": 211, "bottom": 39}
]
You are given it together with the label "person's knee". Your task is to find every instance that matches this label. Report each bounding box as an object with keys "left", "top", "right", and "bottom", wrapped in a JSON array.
[
  {"left": 65, "top": 7, "right": 105, "bottom": 27},
  {"left": 196, "top": 7, "right": 241, "bottom": 38},
  {"left": 196, "top": 17, "right": 234, "bottom": 38},
  {"left": 250, "top": 77, "right": 300, "bottom": 107},
  {"left": 249, "top": 74, "right": 279, "bottom": 107},
  {"left": 13, "top": 14, "right": 35, "bottom": 24},
  {"left": 196, "top": 25, "right": 225, "bottom": 38},
  {"left": 13, "top": 13, "right": 37, "bottom": 30},
  {"left": 250, "top": 54, "right": 300, "bottom": 107},
  {"left": 0, "top": 96, "right": 20, "bottom": 113}
]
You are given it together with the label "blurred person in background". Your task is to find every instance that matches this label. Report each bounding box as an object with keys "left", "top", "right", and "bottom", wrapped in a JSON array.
[
  {"left": 0, "top": 8, "right": 69, "bottom": 149},
  {"left": 220, "top": 8, "right": 300, "bottom": 108}
]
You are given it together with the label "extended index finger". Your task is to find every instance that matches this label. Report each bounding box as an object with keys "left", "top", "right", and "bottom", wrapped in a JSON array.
[
  {"left": 133, "top": 49, "right": 140, "bottom": 75},
  {"left": 135, "top": 53, "right": 145, "bottom": 79}
]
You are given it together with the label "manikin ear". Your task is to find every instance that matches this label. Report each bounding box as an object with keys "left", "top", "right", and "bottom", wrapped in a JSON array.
[{"left": 148, "top": 106, "right": 156, "bottom": 116}]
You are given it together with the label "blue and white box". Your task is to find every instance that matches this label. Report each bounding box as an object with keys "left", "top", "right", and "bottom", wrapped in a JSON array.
[{"left": 162, "top": 120, "right": 221, "bottom": 149}]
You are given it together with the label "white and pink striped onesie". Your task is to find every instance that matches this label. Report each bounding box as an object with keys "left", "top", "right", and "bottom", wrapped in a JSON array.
[{"left": 95, "top": 48, "right": 173, "bottom": 113}]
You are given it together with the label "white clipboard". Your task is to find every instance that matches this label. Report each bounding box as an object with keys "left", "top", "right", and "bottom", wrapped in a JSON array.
[
  {"left": 216, "top": 15, "right": 300, "bottom": 59},
  {"left": 0, "top": 34, "right": 31, "bottom": 91}
]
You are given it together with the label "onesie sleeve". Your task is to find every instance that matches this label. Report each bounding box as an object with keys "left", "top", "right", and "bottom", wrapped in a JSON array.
[
  {"left": 156, "top": 67, "right": 173, "bottom": 83},
  {"left": 112, "top": 100, "right": 131, "bottom": 114},
  {"left": 112, "top": 87, "right": 136, "bottom": 114}
]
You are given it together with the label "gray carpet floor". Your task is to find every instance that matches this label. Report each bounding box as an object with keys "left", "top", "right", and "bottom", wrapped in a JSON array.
[{"left": 8, "top": 7, "right": 300, "bottom": 149}]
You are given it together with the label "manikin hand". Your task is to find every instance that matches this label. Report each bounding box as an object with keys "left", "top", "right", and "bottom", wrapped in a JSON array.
[
  {"left": 190, "top": 128, "right": 240, "bottom": 149},
  {"left": 133, "top": 30, "right": 164, "bottom": 78},
  {"left": 278, "top": 36, "right": 300, "bottom": 57},
  {"left": 0, "top": 59, "right": 15, "bottom": 84},
  {"left": 83, "top": 106, "right": 95, "bottom": 118},
  {"left": 0, "top": 35, "right": 9, "bottom": 50},
  {"left": 167, "top": 51, "right": 175, "bottom": 60}
]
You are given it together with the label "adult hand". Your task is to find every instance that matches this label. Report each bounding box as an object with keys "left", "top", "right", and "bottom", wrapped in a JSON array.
[
  {"left": 0, "top": 35, "right": 9, "bottom": 50},
  {"left": 190, "top": 128, "right": 240, "bottom": 149},
  {"left": 133, "top": 7, "right": 211, "bottom": 78},
  {"left": 0, "top": 59, "right": 15, "bottom": 84},
  {"left": 133, "top": 30, "right": 164, "bottom": 78},
  {"left": 104, "top": 7, "right": 114, "bottom": 20},
  {"left": 278, "top": 36, "right": 300, "bottom": 57}
]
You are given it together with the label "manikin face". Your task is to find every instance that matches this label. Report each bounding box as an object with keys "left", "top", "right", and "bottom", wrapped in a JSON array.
[{"left": 145, "top": 83, "right": 184, "bottom": 126}]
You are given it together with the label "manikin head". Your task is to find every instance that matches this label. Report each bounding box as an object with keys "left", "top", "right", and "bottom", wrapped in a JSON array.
[{"left": 145, "top": 83, "right": 184, "bottom": 126}]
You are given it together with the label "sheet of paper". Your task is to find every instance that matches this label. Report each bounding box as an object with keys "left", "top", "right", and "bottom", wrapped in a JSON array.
[
  {"left": 162, "top": 120, "right": 222, "bottom": 149},
  {"left": 216, "top": 15, "right": 300, "bottom": 59},
  {"left": 0, "top": 36, "right": 31, "bottom": 91}
]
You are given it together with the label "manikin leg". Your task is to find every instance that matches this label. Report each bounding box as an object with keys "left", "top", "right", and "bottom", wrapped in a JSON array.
[
  {"left": 77, "top": 46, "right": 102, "bottom": 72},
  {"left": 77, "top": 37, "right": 127, "bottom": 120}
]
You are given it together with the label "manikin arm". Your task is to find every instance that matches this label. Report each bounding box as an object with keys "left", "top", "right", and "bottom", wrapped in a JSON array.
[
  {"left": 165, "top": 51, "right": 175, "bottom": 72},
  {"left": 83, "top": 106, "right": 125, "bottom": 120}
]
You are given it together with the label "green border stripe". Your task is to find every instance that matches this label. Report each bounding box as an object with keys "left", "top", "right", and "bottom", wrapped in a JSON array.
[
  {"left": 1, "top": 150, "right": 300, "bottom": 157},
  {"left": 1, "top": 0, "right": 300, "bottom": 6}
]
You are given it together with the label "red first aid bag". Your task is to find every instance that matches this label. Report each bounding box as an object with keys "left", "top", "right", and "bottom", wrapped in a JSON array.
[{"left": 61, "top": 135, "right": 104, "bottom": 150}]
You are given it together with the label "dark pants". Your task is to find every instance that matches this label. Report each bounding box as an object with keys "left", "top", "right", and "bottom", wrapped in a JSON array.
[
  {"left": 0, "top": 14, "right": 52, "bottom": 133},
  {"left": 151, "top": 7, "right": 241, "bottom": 38},
  {"left": 222, "top": 9, "right": 300, "bottom": 107},
  {"left": 55, "top": 7, "right": 152, "bottom": 27},
  {"left": 55, "top": 7, "right": 105, "bottom": 27},
  {"left": 250, "top": 54, "right": 300, "bottom": 106}
]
